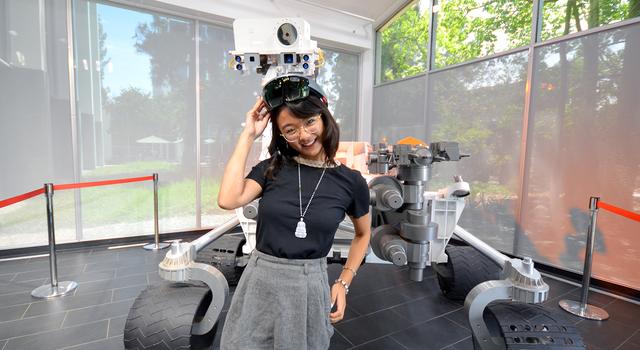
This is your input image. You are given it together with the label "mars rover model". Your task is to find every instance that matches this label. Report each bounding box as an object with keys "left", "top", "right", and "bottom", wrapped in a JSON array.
[{"left": 123, "top": 18, "right": 584, "bottom": 350}]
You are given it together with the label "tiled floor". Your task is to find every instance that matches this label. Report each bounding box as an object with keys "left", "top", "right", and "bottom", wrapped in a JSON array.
[{"left": 0, "top": 244, "right": 638, "bottom": 350}]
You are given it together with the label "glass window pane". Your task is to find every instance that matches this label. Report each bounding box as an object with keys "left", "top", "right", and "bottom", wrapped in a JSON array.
[
  {"left": 0, "top": 0, "right": 75, "bottom": 249},
  {"left": 435, "top": 0, "right": 532, "bottom": 68},
  {"left": 427, "top": 51, "right": 528, "bottom": 253},
  {"left": 376, "top": 0, "right": 430, "bottom": 83},
  {"left": 73, "top": 0, "right": 197, "bottom": 238},
  {"left": 542, "top": 0, "right": 639, "bottom": 41},
  {"left": 199, "top": 23, "right": 262, "bottom": 228},
  {"left": 316, "top": 48, "right": 359, "bottom": 141},
  {"left": 372, "top": 75, "right": 426, "bottom": 145},
  {"left": 524, "top": 23, "right": 640, "bottom": 290}
]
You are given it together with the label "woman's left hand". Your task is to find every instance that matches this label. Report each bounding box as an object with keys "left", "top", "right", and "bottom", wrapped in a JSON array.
[{"left": 329, "top": 283, "right": 347, "bottom": 323}]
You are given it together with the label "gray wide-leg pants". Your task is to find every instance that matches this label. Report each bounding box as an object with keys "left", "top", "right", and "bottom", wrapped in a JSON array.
[{"left": 220, "top": 250, "right": 334, "bottom": 350}]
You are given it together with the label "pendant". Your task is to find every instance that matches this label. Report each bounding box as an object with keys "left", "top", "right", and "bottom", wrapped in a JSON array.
[{"left": 295, "top": 218, "right": 307, "bottom": 239}]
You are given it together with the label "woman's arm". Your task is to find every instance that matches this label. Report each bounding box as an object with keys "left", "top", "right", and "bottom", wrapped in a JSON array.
[
  {"left": 330, "top": 212, "right": 371, "bottom": 323},
  {"left": 217, "top": 98, "right": 270, "bottom": 210}
]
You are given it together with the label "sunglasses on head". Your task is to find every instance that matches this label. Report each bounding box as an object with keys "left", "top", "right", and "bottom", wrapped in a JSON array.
[{"left": 262, "top": 76, "right": 327, "bottom": 110}]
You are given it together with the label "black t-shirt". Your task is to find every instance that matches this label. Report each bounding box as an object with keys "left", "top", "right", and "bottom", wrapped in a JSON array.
[{"left": 246, "top": 157, "right": 370, "bottom": 259}]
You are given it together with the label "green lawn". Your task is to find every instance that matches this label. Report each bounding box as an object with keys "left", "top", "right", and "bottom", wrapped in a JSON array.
[{"left": 0, "top": 175, "right": 225, "bottom": 234}]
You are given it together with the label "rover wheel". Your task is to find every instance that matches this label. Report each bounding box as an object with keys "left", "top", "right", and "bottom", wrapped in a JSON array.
[
  {"left": 477, "top": 302, "right": 585, "bottom": 349},
  {"left": 433, "top": 245, "right": 501, "bottom": 301},
  {"left": 196, "top": 233, "right": 247, "bottom": 286},
  {"left": 124, "top": 282, "right": 217, "bottom": 349}
]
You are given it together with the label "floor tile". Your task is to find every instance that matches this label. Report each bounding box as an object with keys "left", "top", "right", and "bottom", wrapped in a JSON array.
[
  {"left": 0, "top": 273, "right": 16, "bottom": 283},
  {"left": 604, "top": 300, "right": 640, "bottom": 329},
  {"left": 577, "top": 318, "right": 637, "bottom": 350},
  {"left": 62, "top": 299, "right": 135, "bottom": 328},
  {"left": 328, "top": 329, "right": 353, "bottom": 350},
  {"left": 391, "top": 316, "right": 470, "bottom": 350},
  {"left": 617, "top": 342, "right": 640, "bottom": 350},
  {"left": 0, "top": 291, "right": 38, "bottom": 308},
  {"left": 0, "top": 278, "right": 48, "bottom": 296},
  {"left": 112, "top": 284, "right": 148, "bottom": 302},
  {"left": 442, "top": 336, "right": 474, "bottom": 350},
  {"left": 444, "top": 308, "right": 470, "bottom": 330},
  {"left": 44, "top": 270, "right": 116, "bottom": 284},
  {"left": 12, "top": 264, "right": 85, "bottom": 283},
  {"left": 3, "top": 320, "right": 108, "bottom": 350},
  {"left": 107, "top": 316, "right": 127, "bottom": 338},
  {"left": 334, "top": 308, "right": 414, "bottom": 345},
  {"left": 543, "top": 276, "right": 580, "bottom": 301},
  {"left": 348, "top": 286, "right": 420, "bottom": 315},
  {"left": 62, "top": 335, "right": 123, "bottom": 350},
  {"left": 75, "top": 273, "right": 147, "bottom": 297},
  {"left": 351, "top": 336, "right": 408, "bottom": 350},
  {"left": 0, "top": 304, "right": 28, "bottom": 323},
  {"left": 0, "top": 312, "right": 66, "bottom": 340},
  {"left": 390, "top": 293, "right": 462, "bottom": 325},
  {"left": 23, "top": 290, "right": 112, "bottom": 318}
]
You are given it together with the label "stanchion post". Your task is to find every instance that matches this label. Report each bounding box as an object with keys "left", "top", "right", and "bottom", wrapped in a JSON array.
[
  {"left": 31, "top": 184, "right": 78, "bottom": 299},
  {"left": 559, "top": 196, "right": 609, "bottom": 320},
  {"left": 144, "top": 173, "right": 169, "bottom": 250}
]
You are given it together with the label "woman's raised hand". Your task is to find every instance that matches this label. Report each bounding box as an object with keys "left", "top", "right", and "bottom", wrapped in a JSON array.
[{"left": 244, "top": 97, "right": 271, "bottom": 139}]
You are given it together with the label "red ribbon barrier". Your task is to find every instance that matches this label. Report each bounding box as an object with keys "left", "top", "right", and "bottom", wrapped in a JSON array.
[
  {"left": 0, "top": 188, "right": 46, "bottom": 209},
  {"left": 598, "top": 201, "right": 640, "bottom": 223},
  {"left": 53, "top": 175, "right": 154, "bottom": 191},
  {"left": 0, "top": 175, "right": 154, "bottom": 209}
]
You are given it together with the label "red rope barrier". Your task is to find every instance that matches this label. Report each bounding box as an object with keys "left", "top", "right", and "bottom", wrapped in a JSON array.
[
  {"left": 53, "top": 175, "right": 154, "bottom": 191},
  {"left": 598, "top": 201, "right": 640, "bottom": 223},
  {"left": 0, "top": 175, "right": 154, "bottom": 209},
  {"left": 0, "top": 188, "right": 46, "bottom": 209}
]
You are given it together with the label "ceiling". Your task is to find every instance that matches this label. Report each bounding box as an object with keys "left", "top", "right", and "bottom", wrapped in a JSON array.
[{"left": 298, "top": 0, "right": 409, "bottom": 24}]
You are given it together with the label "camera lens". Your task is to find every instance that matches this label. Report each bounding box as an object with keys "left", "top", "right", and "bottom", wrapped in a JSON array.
[
  {"left": 235, "top": 56, "right": 242, "bottom": 63},
  {"left": 303, "top": 54, "right": 309, "bottom": 61},
  {"left": 283, "top": 54, "right": 294, "bottom": 64},
  {"left": 236, "top": 64, "right": 243, "bottom": 70},
  {"left": 302, "top": 63, "right": 309, "bottom": 69},
  {"left": 277, "top": 23, "right": 298, "bottom": 46}
]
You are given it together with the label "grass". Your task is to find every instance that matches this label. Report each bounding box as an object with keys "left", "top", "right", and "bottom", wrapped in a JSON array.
[{"left": 0, "top": 173, "right": 226, "bottom": 235}]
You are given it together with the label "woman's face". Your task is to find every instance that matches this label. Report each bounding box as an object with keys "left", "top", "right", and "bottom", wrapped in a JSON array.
[{"left": 276, "top": 107, "right": 325, "bottom": 161}]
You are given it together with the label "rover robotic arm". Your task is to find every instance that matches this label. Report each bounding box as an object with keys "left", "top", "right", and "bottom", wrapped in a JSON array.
[{"left": 367, "top": 142, "right": 551, "bottom": 350}]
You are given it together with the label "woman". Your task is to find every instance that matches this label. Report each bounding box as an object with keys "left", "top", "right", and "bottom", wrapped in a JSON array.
[{"left": 217, "top": 76, "right": 371, "bottom": 350}]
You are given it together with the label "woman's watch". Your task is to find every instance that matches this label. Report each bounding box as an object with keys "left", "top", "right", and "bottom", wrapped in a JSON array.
[{"left": 334, "top": 278, "right": 349, "bottom": 295}]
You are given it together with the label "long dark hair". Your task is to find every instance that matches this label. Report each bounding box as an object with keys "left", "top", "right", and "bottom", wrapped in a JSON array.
[{"left": 265, "top": 95, "right": 340, "bottom": 180}]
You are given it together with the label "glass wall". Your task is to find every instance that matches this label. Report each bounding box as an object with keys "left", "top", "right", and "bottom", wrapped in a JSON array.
[
  {"left": 371, "top": 74, "right": 426, "bottom": 145},
  {"left": 0, "top": 0, "right": 76, "bottom": 248},
  {"left": 316, "top": 48, "right": 359, "bottom": 141},
  {"left": 73, "top": 0, "right": 197, "bottom": 238},
  {"left": 0, "top": 0, "right": 361, "bottom": 247},
  {"left": 541, "top": 0, "right": 640, "bottom": 41},
  {"left": 522, "top": 24, "right": 640, "bottom": 290},
  {"left": 434, "top": 0, "right": 532, "bottom": 68},
  {"left": 373, "top": 0, "right": 640, "bottom": 290},
  {"left": 199, "top": 23, "right": 261, "bottom": 228},
  {"left": 376, "top": 0, "right": 430, "bottom": 84},
  {"left": 427, "top": 51, "right": 528, "bottom": 253}
]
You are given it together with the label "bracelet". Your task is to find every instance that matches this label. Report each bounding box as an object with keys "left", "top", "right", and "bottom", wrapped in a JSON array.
[
  {"left": 343, "top": 266, "right": 357, "bottom": 277},
  {"left": 334, "top": 278, "right": 349, "bottom": 295}
]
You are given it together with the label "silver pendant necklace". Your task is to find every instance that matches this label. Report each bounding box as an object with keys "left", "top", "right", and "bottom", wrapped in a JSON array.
[{"left": 295, "top": 162, "right": 327, "bottom": 239}]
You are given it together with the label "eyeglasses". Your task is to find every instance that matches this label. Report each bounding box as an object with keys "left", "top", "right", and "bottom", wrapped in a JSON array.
[
  {"left": 280, "top": 116, "right": 321, "bottom": 142},
  {"left": 263, "top": 76, "right": 310, "bottom": 110}
]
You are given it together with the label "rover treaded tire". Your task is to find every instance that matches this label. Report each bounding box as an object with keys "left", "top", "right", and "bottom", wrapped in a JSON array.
[
  {"left": 195, "top": 233, "right": 247, "bottom": 286},
  {"left": 478, "top": 302, "right": 585, "bottom": 349},
  {"left": 434, "top": 245, "right": 501, "bottom": 301},
  {"left": 124, "top": 282, "right": 217, "bottom": 350}
]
